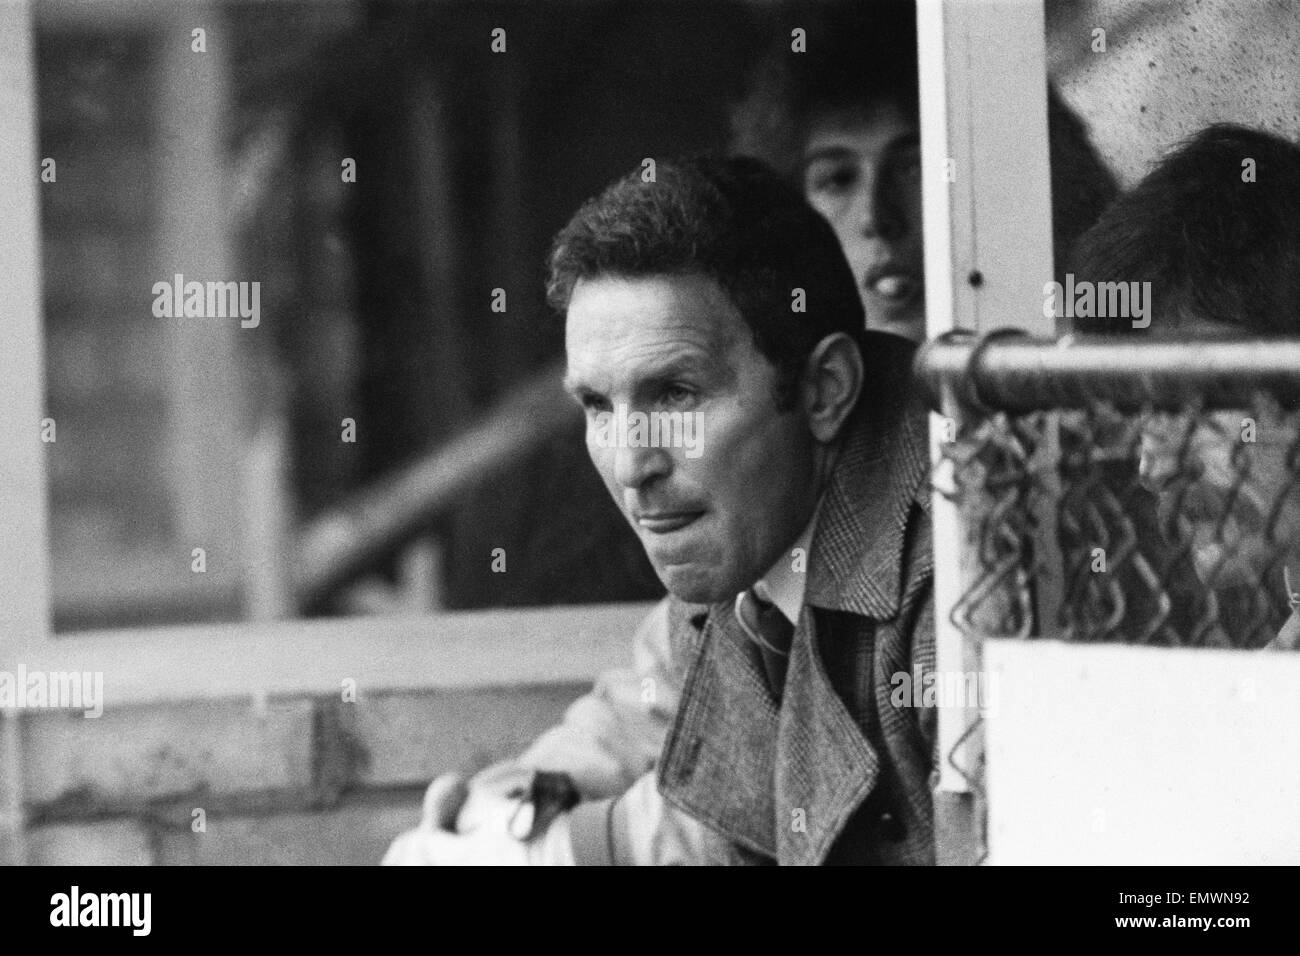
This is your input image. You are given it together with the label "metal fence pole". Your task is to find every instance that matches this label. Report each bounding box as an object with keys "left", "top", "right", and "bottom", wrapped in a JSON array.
[{"left": 917, "top": 0, "right": 1057, "bottom": 863}]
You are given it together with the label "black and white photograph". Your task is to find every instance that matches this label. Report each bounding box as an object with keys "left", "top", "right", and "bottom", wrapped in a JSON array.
[{"left": 1, "top": 0, "right": 1299, "bottom": 908}]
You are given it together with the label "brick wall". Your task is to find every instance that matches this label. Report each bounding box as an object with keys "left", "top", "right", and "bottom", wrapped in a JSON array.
[
  {"left": 13, "top": 683, "right": 585, "bottom": 865},
  {"left": 3, "top": 603, "right": 646, "bottom": 865}
]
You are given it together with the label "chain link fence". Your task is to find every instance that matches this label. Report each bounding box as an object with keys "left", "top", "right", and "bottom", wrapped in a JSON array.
[{"left": 917, "top": 331, "right": 1300, "bottom": 861}]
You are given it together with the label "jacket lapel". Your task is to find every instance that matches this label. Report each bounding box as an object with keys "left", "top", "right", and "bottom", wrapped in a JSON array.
[
  {"left": 773, "top": 608, "right": 882, "bottom": 864},
  {"left": 659, "top": 603, "right": 782, "bottom": 857},
  {"left": 659, "top": 338, "right": 934, "bottom": 863},
  {"left": 805, "top": 390, "right": 931, "bottom": 620}
]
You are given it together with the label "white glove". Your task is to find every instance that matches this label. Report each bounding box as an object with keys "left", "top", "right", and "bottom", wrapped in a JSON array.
[
  {"left": 454, "top": 765, "right": 537, "bottom": 834},
  {"left": 381, "top": 772, "right": 574, "bottom": 866}
]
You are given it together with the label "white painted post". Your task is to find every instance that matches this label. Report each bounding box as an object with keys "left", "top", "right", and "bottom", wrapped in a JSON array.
[
  {"left": 0, "top": 0, "right": 49, "bottom": 866},
  {"left": 243, "top": 413, "right": 295, "bottom": 620},
  {"left": 917, "top": 0, "right": 1056, "bottom": 863},
  {"left": 156, "top": 7, "right": 245, "bottom": 608}
]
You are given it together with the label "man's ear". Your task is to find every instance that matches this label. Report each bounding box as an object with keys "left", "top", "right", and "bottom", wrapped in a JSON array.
[{"left": 800, "top": 332, "right": 864, "bottom": 443}]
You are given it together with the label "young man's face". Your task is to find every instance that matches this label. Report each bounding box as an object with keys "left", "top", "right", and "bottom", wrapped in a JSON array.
[
  {"left": 802, "top": 102, "right": 925, "bottom": 343},
  {"left": 564, "top": 273, "right": 819, "bottom": 603}
]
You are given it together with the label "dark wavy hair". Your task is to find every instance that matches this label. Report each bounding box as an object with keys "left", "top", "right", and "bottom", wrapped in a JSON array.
[
  {"left": 547, "top": 155, "right": 866, "bottom": 411},
  {"left": 1070, "top": 124, "right": 1300, "bottom": 335},
  {"left": 729, "top": 0, "right": 919, "bottom": 180},
  {"left": 730, "top": 0, "right": 1116, "bottom": 278}
]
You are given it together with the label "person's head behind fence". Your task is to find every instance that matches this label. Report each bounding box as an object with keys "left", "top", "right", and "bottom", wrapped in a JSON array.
[
  {"left": 1071, "top": 124, "right": 1300, "bottom": 336},
  {"left": 729, "top": 0, "right": 919, "bottom": 182}
]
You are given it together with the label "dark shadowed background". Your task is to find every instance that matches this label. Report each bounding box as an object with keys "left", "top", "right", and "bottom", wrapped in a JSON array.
[{"left": 39, "top": 0, "right": 790, "bottom": 630}]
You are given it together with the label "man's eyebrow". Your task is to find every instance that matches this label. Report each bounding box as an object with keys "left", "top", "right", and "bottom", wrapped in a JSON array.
[
  {"left": 633, "top": 351, "right": 735, "bottom": 391},
  {"left": 563, "top": 352, "right": 729, "bottom": 398},
  {"left": 802, "top": 144, "right": 858, "bottom": 169},
  {"left": 802, "top": 133, "right": 921, "bottom": 171}
]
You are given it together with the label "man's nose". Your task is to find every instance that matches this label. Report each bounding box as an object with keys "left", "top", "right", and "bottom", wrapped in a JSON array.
[
  {"left": 613, "top": 442, "right": 672, "bottom": 490},
  {"left": 851, "top": 175, "right": 902, "bottom": 241}
]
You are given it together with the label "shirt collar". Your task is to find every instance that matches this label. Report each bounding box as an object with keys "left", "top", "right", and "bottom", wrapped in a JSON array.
[{"left": 752, "top": 508, "right": 818, "bottom": 627}]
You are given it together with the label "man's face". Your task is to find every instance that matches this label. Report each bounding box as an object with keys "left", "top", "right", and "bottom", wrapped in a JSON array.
[
  {"left": 1140, "top": 401, "right": 1300, "bottom": 591},
  {"left": 564, "top": 273, "right": 819, "bottom": 603},
  {"left": 802, "top": 102, "right": 924, "bottom": 343}
]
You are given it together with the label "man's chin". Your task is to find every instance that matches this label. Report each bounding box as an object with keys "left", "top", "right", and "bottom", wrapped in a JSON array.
[
  {"left": 654, "top": 563, "right": 734, "bottom": 605},
  {"left": 862, "top": 299, "right": 926, "bottom": 344}
]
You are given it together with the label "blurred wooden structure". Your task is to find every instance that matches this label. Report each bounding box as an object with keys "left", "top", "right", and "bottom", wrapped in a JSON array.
[{"left": 7, "top": 0, "right": 1300, "bottom": 865}]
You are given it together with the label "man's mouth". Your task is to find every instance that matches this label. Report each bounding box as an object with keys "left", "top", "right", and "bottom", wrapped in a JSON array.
[
  {"left": 634, "top": 510, "right": 704, "bottom": 534},
  {"left": 864, "top": 265, "right": 921, "bottom": 305}
]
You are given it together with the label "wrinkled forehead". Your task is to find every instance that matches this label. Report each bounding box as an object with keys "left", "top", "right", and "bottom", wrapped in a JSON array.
[{"left": 563, "top": 273, "right": 748, "bottom": 392}]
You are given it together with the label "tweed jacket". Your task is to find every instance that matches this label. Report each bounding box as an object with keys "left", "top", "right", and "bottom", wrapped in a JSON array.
[{"left": 656, "top": 374, "right": 937, "bottom": 865}]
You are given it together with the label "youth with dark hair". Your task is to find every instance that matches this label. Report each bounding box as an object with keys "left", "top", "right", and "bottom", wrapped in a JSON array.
[
  {"left": 732, "top": 0, "right": 1117, "bottom": 342},
  {"left": 732, "top": 0, "right": 924, "bottom": 341}
]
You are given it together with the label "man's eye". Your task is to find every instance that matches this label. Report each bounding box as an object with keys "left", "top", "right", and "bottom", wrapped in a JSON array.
[
  {"left": 580, "top": 394, "right": 611, "bottom": 414},
  {"left": 660, "top": 385, "right": 695, "bottom": 408},
  {"left": 805, "top": 161, "right": 858, "bottom": 195}
]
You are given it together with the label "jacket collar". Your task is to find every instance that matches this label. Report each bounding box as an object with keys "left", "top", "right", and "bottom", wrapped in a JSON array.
[
  {"left": 804, "top": 365, "right": 932, "bottom": 622},
  {"left": 659, "top": 343, "right": 934, "bottom": 861}
]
